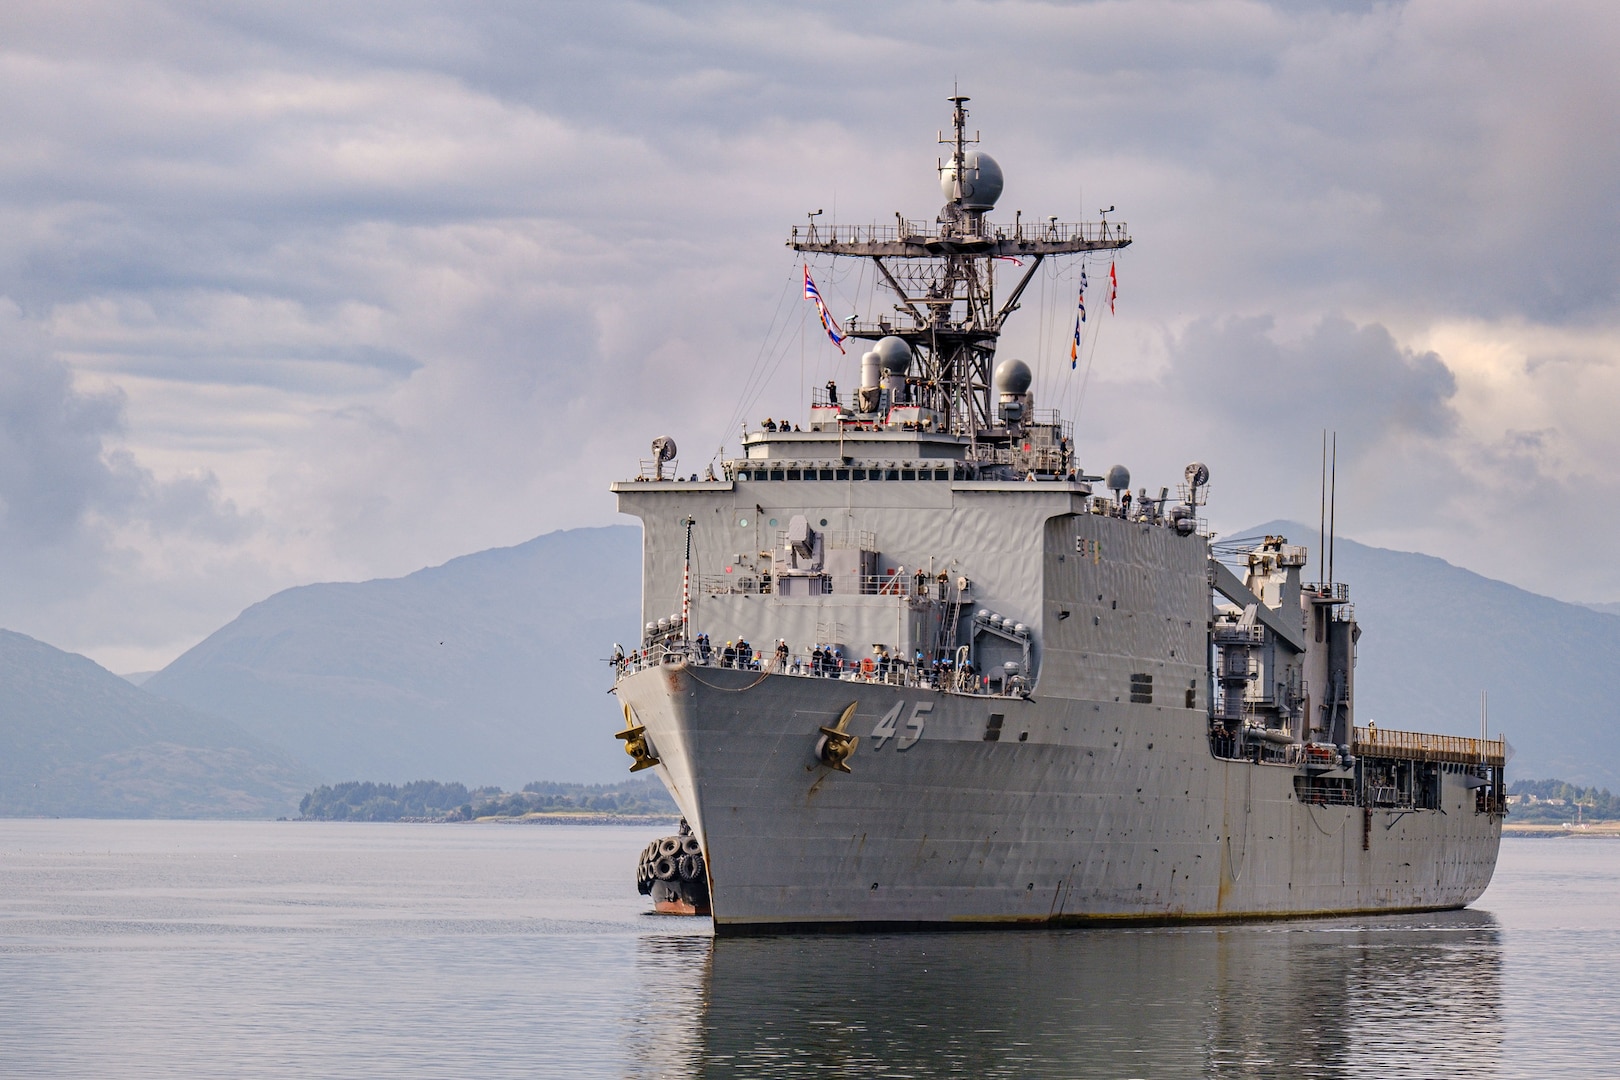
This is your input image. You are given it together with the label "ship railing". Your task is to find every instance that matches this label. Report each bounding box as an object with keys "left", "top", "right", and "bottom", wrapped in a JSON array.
[
  {"left": 613, "top": 642, "right": 695, "bottom": 677},
  {"left": 826, "top": 528, "right": 877, "bottom": 551},
  {"left": 1354, "top": 725, "right": 1506, "bottom": 767},
  {"left": 698, "top": 570, "right": 953, "bottom": 599},
  {"left": 701, "top": 573, "right": 768, "bottom": 595},
  {"left": 633, "top": 456, "right": 680, "bottom": 481},
  {"left": 790, "top": 220, "right": 1129, "bottom": 247},
  {"left": 614, "top": 642, "right": 1032, "bottom": 698},
  {"left": 773, "top": 528, "right": 878, "bottom": 553}
]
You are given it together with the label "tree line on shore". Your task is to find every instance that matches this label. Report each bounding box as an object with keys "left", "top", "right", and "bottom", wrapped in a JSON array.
[
  {"left": 298, "top": 775, "right": 677, "bottom": 821},
  {"left": 1508, "top": 778, "right": 1620, "bottom": 822},
  {"left": 295, "top": 775, "right": 1615, "bottom": 824}
]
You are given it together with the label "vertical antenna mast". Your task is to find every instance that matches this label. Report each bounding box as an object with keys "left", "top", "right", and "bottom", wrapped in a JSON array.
[
  {"left": 1328, "top": 432, "right": 1338, "bottom": 586},
  {"left": 1318, "top": 431, "right": 1327, "bottom": 586}
]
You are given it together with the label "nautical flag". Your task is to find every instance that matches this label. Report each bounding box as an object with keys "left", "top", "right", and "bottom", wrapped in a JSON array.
[
  {"left": 1070, "top": 269, "right": 1087, "bottom": 369},
  {"left": 995, "top": 255, "right": 1024, "bottom": 267},
  {"left": 1108, "top": 261, "right": 1118, "bottom": 315},
  {"left": 803, "top": 265, "right": 846, "bottom": 354}
]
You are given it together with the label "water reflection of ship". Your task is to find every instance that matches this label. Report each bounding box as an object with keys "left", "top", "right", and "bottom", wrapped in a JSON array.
[{"left": 650, "top": 911, "right": 1502, "bottom": 1078}]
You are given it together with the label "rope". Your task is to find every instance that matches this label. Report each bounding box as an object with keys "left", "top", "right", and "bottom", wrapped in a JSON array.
[{"left": 682, "top": 667, "right": 773, "bottom": 693}]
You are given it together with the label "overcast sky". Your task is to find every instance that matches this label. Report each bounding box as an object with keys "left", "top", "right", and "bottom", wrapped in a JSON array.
[{"left": 2, "top": 0, "right": 1617, "bottom": 672}]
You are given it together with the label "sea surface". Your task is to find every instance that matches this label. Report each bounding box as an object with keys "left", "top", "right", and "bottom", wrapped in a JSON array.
[{"left": 0, "top": 822, "right": 1615, "bottom": 1079}]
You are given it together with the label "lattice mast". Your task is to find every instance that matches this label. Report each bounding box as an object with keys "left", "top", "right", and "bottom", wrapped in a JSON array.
[{"left": 788, "top": 94, "right": 1131, "bottom": 443}]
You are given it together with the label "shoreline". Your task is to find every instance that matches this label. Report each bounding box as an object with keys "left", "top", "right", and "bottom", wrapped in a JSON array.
[{"left": 1503, "top": 822, "right": 1620, "bottom": 838}]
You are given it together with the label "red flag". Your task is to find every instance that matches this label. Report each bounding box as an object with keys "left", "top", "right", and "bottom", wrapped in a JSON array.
[{"left": 1108, "top": 261, "right": 1118, "bottom": 315}]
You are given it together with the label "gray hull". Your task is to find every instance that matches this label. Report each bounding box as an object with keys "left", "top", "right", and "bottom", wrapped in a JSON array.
[{"left": 618, "top": 663, "right": 1502, "bottom": 933}]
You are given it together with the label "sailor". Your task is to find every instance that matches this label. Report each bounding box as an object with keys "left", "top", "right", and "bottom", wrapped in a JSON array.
[
  {"left": 774, "top": 639, "right": 789, "bottom": 671},
  {"left": 722, "top": 640, "right": 736, "bottom": 668},
  {"left": 764, "top": 418, "right": 777, "bottom": 431},
  {"left": 697, "top": 634, "right": 712, "bottom": 664},
  {"left": 826, "top": 380, "right": 839, "bottom": 406},
  {"left": 704, "top": 465, "right": 716, "bottom": 482}
]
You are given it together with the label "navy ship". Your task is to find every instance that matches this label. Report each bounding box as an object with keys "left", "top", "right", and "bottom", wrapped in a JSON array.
[{"left": 609, "top": 96, "right": 1506, "bottom": 933}]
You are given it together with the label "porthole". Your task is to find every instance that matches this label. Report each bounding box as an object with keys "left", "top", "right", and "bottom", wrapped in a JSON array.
[
  {"left": 738, "top": 517, "right": 749, "bottom": 528},
  {"left": 819, "top": 518, "right": 829, "bottom": 527},
  {"left": 768, "top": 518, "right": 778, "bottom": 527}
]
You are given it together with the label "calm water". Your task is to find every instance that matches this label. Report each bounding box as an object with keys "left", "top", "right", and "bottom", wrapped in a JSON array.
[{"left": 0, "top": 823, "right": 1615, "bottom": 1078}]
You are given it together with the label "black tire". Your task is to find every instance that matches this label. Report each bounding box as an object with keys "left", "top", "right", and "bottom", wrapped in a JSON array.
[
  {"left": 678, "top": 853, "right": 703, "bottom": 881},
  {"left": 653, "top": 855, "right": 678, "bottom": 881},
  {"left": 658, "top": 837, "right": 681, "bottom": 857},
  {"left": 681, "top": 836, "right": 703, "bottom": 856}
]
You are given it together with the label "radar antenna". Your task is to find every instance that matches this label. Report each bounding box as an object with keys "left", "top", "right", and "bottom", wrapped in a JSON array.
[
  {"left": 789, "top": 93, "right": 1131, "bottom": 455},
  {"left": 650, "top": 435, "right": 677, "bottom": 481}
]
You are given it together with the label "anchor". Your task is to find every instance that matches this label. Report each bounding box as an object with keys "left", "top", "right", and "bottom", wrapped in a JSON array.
[
  {"left": 615, "top": 703, "right": 661, "bottom": 772},
  {"left": 815, "top": 701, "right": 860, "bottom": 773}
]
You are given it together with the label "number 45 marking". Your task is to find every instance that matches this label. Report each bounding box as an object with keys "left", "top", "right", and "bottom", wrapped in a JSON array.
[{"left": 870, "top": 701, "right": 931, "bottom": 751}]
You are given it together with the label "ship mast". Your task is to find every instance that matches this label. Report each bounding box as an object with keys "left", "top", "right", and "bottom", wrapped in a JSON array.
[{"left": 788, "top": 94, "right": 1132, "bottom": 448}]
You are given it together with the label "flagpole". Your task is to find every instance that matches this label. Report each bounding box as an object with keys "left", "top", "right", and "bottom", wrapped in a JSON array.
[{"left": 681, "top": 515, "right": 695, "bottom": 641}]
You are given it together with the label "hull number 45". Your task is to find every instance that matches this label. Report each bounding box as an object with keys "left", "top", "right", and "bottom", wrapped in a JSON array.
[{"left": 871, "top": 701, "right": 930, "bottom": 751}]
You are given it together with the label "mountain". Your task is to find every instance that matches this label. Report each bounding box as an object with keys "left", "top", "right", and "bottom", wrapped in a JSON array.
[
  {"left": 1583, "top": 601, "right": 1620, "bottom": 618},
  {"left": 0, "top": 629, "right": 312, "bottom": 817},
  {"left": 144, "top": 525, "right": 643, "bottom": 788},
  {"left": 1243, "top": 521, "right": 1620, "bottom": 787}
]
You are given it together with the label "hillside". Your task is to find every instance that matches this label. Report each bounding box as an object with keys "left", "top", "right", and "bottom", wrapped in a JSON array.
[
  {"left": 1243, "top": 521, "right": 1620, "bottom": 787},
  {"left": 0, "top": 629, "right": 312, "bottom": 817},
  {"left": 144, "top": 526, "right": 642, "bottom": 788}
]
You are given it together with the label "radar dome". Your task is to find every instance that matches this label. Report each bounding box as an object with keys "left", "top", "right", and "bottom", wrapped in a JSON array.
[
  {"left": 993, "top": 357, "right": 1032, "bottom": 395},
  {"left": 874, "top": 336, "right": 912, "bottom": 374},
  {"left": 940, "top": 150, "right": 1004, "bottom": 211},
  {"left": 1107, "top": 465, "right": 1131, "bottom": 493}
]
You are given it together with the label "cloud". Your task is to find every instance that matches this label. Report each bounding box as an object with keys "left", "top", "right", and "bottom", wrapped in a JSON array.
[
  {"left": 0, "top": 301, "right": 256, "bottom": 663},
  {"left": 0, "top": 304, "right": 127, "bottom": 545},
  {"left": 0, "top": 0, "right": 1616, "bottom": 667},
  {"left": 1169, "top": 314, "right": 1457, "bottom": 441}
]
